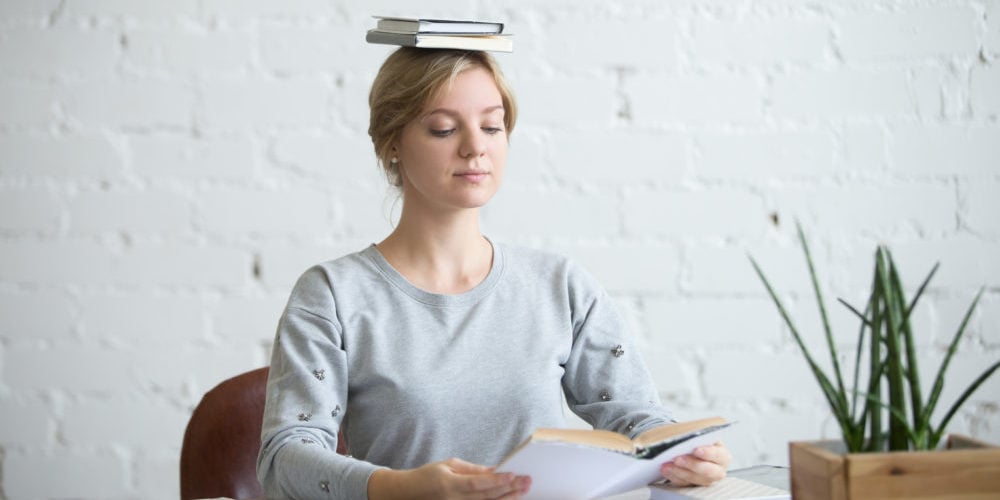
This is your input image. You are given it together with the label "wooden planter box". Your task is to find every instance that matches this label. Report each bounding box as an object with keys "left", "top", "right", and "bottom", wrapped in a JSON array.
[{"left": 789, "top": 435, "right": 1000, "bottom": 499}]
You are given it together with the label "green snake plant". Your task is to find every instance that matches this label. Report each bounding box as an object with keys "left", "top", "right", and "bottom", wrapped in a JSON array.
[{"left": 749, "top": 224, "right": 999, "bottom": 452}]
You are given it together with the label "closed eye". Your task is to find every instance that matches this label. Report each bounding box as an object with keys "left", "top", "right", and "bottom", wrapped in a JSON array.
[
  {"left": 430, "top": 129, "right": 455, "bottom": 137},
  {"left": 483, "top": 127, "right": 504, "bottom": 135}
]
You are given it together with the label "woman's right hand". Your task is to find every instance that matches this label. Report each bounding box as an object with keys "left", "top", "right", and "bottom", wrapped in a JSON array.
[{"left": 368, "top": 458, "right": 531, "bottom": 499}]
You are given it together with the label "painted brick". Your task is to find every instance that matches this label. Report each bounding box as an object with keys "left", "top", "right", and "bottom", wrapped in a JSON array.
[
  {"left": 256, "top": 241, "right": 368, "bottom": 290},
  {"left": 501, "top": 125, "right": 545, "bottom": 181},
  {"left": 912, "top": 66, "right": 966, "bottom": 119},
  {"left": 331, "top": 184, "right": 398, "bottom": 240},
  {"left": 0, "top": 399, "right": 55, "bottom": 446},
  {"left": 0, "top": 291, "right": 75, "bottom": 340},
  {"left": 917, "top": 351, "right": 1000, "bottom": 411},
  {"left": 926, "top": 293, "right": 997, "bottom": 345},
  {"left": 890, "top": 124, "right": 1000, "bottom": 176},
  {"left": 772, "top": 184, "right": 957, "bottom": 236},
  {"left": 987, "top": 0, "right": 1000, "bottom": 55},
  {"left": 0, "top": 133, "right": 121, "bottom": 178},
  {"left": 213, "top": 295, "right": 286, "bottom": 343},
  {"left": 0, "top": 187, "right": 62, "bottom": 232},
  {"left": 135, "top": 342, "right": 261, "bottom": 395},
  {"left": 128, "top": 134, "right": 253, "bottom": 181},
  {"left": 559, "top": 242, "right": 682, "bottom": 295},
  {"left": 0, "top": 81, "right": 58, "bottom": 126},
  {"left": 838, "top": 6, "right": 978, "bottom": 60},
  {"left": 851, "top": 236, "right": 1000, "bottom": 290},
  {"left": 702, "top": 349, "right": 819, "bottom": 400},
  {"left": 732, "top": 407, "right": 830, "bottom": 467},
  {"left": 628, "top": 73, "right": 763, "bottom": 125},
  {"left": 514, "top": 76, "right": 618, "bottom": 127},
  {"left": 62, "top": 0, "right": 200, "bottom": 20},
  {"left": 971, "top": 65, "right": 1000, "bottom": 118},
  {"left": 636, "top": 346, "right": 697, "bottom": 397},
  {"left": 4, "top": 343, "right": 135, "bottom": 392},
  {"left": 643, "top": 296, "right": 786, "bottom": 346},
  {"left": 689, "top": 17, "right": 830, "bottom": 65},
  {"left": 200, "top": 0, "right": 335, "bottom": 22},
  {"left": 0, "top": 242, "right": 249, "bottom": 287},
  {"left": 62, "top": 396, "right": 188, "bottom": 448},
  {"left": 623, "top": 187, "right": 768, "bottom": 239},
  {"left": 771, "top": 68, "right": 911, "bottom": 118},
  {"left": 198, "top": 187, "right": 331, "bottom": 236},
  {"left": 134, "top": 451, "right": 182, "bottom": 500},
  {"left": 0, "top": 27, "right": 118, "bottom": 78},
  {"left": 124, "top": 28, "right": 254, "bottom": 75},
  {"left": 62, "top": 79, "right": 195, "bottom": 129},
  {"left": 484, "top": 187, "right": 620, "bottom": 239},
  {"left": 0, "top": 0, "right": 60, "bottom": 19},
  {"left": 689, "top": 240, "right": 817, "bottom": 295},
  {"left": 841, "top": 122, "right": 887, "bottom": 173},
  {"left": 270, "top": 131, "right": 378, "bottom": 183},
  {"left": 838, "top": 234, "right": 1000, "bottom": 296},
  {"left": 78, "top": 294, "right": 204, "bottom": 341},
  {"left": 199, "top": 78, "right": 328, "bottom": 129},
  {"left": 68, "top": 190, "right": 192, "bottom": 234},
  {"left": 541, "top": 19, "right": 681, "bottom": 69},
  {"left": 964, "top": 181, "right": 1000, "bottom": 236},
  {"left": 696, "top": 129, "right": 836, "bottom": 179},
  {"left": 259, "top": 24, "right": 369, "bottom": 74},
  {"left": 547, "top": 129, "right": 688, "bottom": 184},
  {"left": 3, "top": 452, "right": 127, "bottom": 499}
]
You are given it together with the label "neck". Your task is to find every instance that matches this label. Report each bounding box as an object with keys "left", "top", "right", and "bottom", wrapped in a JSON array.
[{"left": 376, "top": 204, "right": 492, "bottom": 295}]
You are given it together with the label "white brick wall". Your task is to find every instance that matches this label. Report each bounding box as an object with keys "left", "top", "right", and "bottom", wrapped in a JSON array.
[{"left": 1, "top": 1, "right": 998, "bottom": 498}]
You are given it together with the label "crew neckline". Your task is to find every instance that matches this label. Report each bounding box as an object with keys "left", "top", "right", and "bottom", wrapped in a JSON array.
[{"left": 362, "top": 238, "right": 505, "bottom": 308}]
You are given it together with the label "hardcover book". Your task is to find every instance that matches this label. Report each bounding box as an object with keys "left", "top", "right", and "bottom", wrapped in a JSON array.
[
  {"left": 374, "top": 16, "right": 504, "bottom": 34},
  {"left": 495, "top": 417, "right": 733, "bottom": 499},
  {"left": 365, "top": 30, "right": 513, "bottom": 53}
]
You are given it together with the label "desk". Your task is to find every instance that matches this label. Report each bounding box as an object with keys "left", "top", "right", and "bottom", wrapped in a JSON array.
[{"left": 604, "top": 465, "right": 790, "bottom": 499}]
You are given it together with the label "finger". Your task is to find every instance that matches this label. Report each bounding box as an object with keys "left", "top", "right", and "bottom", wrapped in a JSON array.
[
  {"left": 459, "top": 472, "right": 516, "bottom": 494},
  {"left": 447, "top": 458, "right": 495, "bottom": 475},
  {"left": 660, "top": 462, "right": 696, "bottom": 487},
  {"left": 662, "top": 454, "right": 726, "bottom": 486},
  {"left": 692, "top": 442, "right": 732, "bottom": 467},
  {"left": 492, "top": 476, "right": 531, "bottom": 500}
]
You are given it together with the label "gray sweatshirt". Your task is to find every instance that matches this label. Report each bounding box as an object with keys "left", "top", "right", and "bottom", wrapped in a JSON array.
[{"left": 257, "top": 241, "right": 673, "bottom": 499}]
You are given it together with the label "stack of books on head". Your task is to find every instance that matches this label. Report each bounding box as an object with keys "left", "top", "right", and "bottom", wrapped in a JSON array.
[{"left": 366, "top": 16, "right": 512, "bottom": 52}]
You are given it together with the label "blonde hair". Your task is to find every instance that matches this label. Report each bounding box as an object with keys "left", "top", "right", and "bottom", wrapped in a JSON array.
[{"left": 368, "top": 48, "right": 518, "bottom": 187}]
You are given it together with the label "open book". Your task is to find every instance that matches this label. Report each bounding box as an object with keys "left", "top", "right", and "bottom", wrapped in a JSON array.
[{"left": 495, "top": 417, "right": 733, "bottom": 499}]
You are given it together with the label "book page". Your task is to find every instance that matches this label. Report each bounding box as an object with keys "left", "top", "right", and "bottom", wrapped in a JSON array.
[
  {"left": 531, "top": 428, "right": 635, "bottom": 454},
  {"left": 634, "top": 417, "right": 729, "bottom": 449},
  {"left": 496, "top": 441, "right": 639, "bottom": 499},
  {"left": 591, "top": 423, "right": 733, "bottom": 498}
]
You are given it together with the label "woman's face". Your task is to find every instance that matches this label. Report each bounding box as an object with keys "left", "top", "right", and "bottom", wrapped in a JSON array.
[{"left": 395, "top": 66, "right": 508, "bottom": 213}]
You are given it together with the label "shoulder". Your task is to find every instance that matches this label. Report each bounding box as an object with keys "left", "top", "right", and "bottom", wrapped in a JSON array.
[
  {"left": 496, "top": 242, "right": 602, "bottom": 293},
  {"left": 287, "top": 246, "right": 378, "bottom": 306}
]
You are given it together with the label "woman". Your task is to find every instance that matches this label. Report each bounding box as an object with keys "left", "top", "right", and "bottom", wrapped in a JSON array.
[{"left": 257, "top": 47, "right": 730, "bottom": 499}]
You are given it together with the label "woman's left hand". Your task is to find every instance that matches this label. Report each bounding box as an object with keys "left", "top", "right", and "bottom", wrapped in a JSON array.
[{"left": 659, "top": 441, "right": 731, "bottom": 487}]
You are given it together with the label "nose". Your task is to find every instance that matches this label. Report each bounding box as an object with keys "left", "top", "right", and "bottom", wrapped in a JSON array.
[{"left": 459, "top": 129, "right": 486, "bottom": 158}]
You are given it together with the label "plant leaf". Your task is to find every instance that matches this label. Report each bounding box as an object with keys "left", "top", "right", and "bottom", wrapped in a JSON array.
[
  {"left": 931, "top": 359, "right": 1000, "bottom": 448},
  {"left": 749, "top": 254, "right": 850, "bottom": 426},
  {"left": 796, "top": 223, "right": 850, "bottom": 416},
  {"left": 921, "top": 287, "right": 985, "bottom": 428},
  {"left": 887, "top": 251, "right": 926, "bottom": 442}
]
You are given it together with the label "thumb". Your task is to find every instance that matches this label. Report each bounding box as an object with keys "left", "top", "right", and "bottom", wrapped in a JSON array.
[{"left": 447, "top": 458, "right": 494, "bottom": 475}]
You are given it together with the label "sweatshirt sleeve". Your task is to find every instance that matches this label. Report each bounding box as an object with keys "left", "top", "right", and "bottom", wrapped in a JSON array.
[
  {"left": 560, "top": 261, "right": 675, "bottom": 438},
  {"left": 256, "top": 267, "right": 383, "bottom": 500}
]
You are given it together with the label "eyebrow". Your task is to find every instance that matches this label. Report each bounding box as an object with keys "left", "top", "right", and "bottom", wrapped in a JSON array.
[{"left": 423, "top": 105, "right": 505, "bottom": 118}]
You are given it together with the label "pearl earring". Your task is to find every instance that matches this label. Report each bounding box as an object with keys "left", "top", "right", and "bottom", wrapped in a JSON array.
[{"left": 390, "top": 157, "right": 398, "bottom": 165}]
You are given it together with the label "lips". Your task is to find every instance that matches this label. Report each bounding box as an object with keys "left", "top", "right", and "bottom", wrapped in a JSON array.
[{"left": 455, "top": 171, "right": 489, "bottom": 182}]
